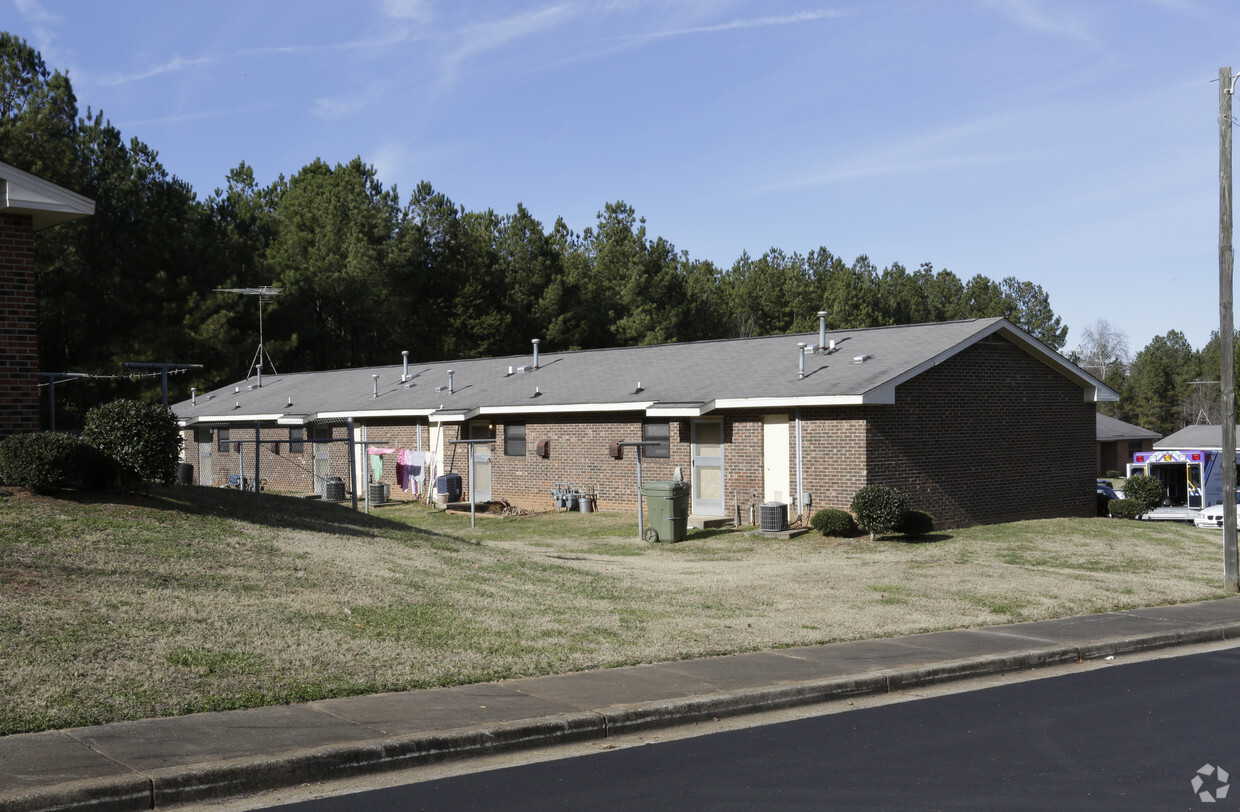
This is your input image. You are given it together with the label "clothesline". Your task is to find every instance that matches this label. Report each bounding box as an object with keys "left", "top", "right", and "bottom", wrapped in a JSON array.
[{"left": 366, "top": 445, "right": 436, "bottom": 496}]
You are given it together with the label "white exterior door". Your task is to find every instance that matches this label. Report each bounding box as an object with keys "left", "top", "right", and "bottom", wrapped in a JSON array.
[
  {"left": 691, "top": 419, "right": 724, "bottom": 516},
  {"left": 763, "top": 414, "right": 790, "bottom": 504}
]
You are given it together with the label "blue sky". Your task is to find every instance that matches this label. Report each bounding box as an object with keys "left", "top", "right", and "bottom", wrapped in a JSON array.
[{"left": 11, "top": 0, "right": 1240, "bottom": 357}]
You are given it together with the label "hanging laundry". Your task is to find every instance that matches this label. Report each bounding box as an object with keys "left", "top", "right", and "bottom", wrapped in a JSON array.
[
  {"left": 396, "top": 448, "right": 412, "bottom": 492},
  {"left": 397, "top": 449, "right": 426, "bottom": 494},
  {"left": 368, "top": 447, "right": 395, "bottom": 481}
]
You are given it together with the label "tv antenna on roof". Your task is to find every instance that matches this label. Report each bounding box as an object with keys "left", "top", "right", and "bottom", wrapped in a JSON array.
[{"left": 214, "top": 286, "right": 282, "bottom": 386}]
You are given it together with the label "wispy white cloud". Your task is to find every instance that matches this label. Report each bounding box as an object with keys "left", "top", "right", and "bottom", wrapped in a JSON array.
[
  {"left": 93, "top": 10, "right": 432, "bottom": 88},
  {"left": 379, "top": 0, "right": 433, "bottom": 24},
  {"left": 117, "top": 102, "right": 282, "bottom": 129},
  {"left": 627, "top": 9, "right": 854, "bottom": 42},
  {"left": 438, "top": 3, "right": 581, "bottom": 84},
  {"left": 983, "top": 0, "right": 1095, "bottom": 42},
  {"left": 763, "top": 110, "right": 1045, "bottom": 192},
  {"left": 13, "top": 0, "right": 62, "bottom": 58}
]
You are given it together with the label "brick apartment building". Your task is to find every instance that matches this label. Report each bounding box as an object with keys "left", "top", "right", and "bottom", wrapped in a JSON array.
[
  {"left": 0, "top": 161, "right": 94, "bottom": 438},
  {"left": 173, "top": 317, "right": 1117, "bottom": 529}
]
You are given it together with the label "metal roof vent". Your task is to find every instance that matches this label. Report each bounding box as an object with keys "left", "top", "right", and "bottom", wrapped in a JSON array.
[
  {"left": 817, "top": 311, "right": 828, "bottom": 352},
  {"left": 191, "top": 387, "right": 197, "bottom": 405},
  {"left": 372, "top": 374, "right": 379, "bottom": 398},
  {"left": 852, "top": 354, "right": 871, "bottom": 364},
  {"left": 448, "top": 370, "right": 455, "bottom": 393},
  {"left": 532, "top": 338, "right": 540, "bottom": 369},
  {"left": 797, "top": 343, "right": 807, "bottom": 379},
  {"left": 401, "top": 350, "right": 410, "bottom": 382}
]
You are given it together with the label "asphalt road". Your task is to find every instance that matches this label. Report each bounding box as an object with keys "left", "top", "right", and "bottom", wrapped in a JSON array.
[{"left": 261, "top": 648, "right": 1240, "bottom": 811}]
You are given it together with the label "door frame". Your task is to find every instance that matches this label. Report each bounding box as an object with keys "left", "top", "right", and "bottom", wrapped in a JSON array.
[
  {"left": 691, "top": 418, "right": 725, "bottom": 516},
  {"left": 763, "top": 414, "right": 790, "bottom": 504}
]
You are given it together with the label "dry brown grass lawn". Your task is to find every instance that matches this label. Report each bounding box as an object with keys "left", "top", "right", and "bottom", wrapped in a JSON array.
[{"left": 0, "top": 485, "right": 1228, "bottom": 735}]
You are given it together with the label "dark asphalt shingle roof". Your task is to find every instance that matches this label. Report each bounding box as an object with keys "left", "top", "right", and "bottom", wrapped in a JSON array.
[
  {"left": 1096, "top": 413, "right": 1161, "bottom": 442},
  {"left": 173, "top": 317, "right": 1114, "bottom": 424}
]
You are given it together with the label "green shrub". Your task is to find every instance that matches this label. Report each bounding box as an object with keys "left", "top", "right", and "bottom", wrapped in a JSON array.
[
  {"left": 1108, "top": 498, "right": 1144, "bottom": 520},
  {"left": 898, "top": 509, "right": 935, "bottom": 537},
  {"left": 850, "top": 484, "right": 907, "bottom": 540},
  {"left": 0, "top": 432, "right": 117, "bottom": 493},
  {"left": 1105, "top": 470, "right": 1123, "bottom": 480},
  {"left": 810, "top": 508, "right": 857, "bottom": 537},
  {"left": 83, "top": 400, "right": 183, "bottom": 486},
  {"left": 1121, "top": 475, "right": 1166, "bottom": 514}
]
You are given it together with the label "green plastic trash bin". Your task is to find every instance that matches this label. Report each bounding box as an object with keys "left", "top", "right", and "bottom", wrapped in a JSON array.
[{"left": 641, "top": 480, "right": 690, "bottom": 543}]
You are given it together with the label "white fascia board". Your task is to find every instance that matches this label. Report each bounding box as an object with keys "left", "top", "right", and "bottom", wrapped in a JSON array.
[
  {"left": 474, "top": 401, "right": 655, "bottom": 417},
  {"left": 0, "top": 165, "right": 95, "bottom": 229},
  {"left": 712, "top": 393, "right": 882, "bottom": 409},
  {"left": 188, "top": 413, "right": 287, "bottom": 423},
  {"left": 427, "top": 410, "right": 474, "bottom": 423},
  {"left": 645, "top": 401, "right": 715, "bottom": 417},
  {"left": 316, "top": 409, "right": 440, "bottom": 420}
]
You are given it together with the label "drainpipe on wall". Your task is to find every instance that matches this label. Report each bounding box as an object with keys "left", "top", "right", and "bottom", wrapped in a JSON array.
[{"left": 796, "top": 407, "right": 804, "bottom": 519}]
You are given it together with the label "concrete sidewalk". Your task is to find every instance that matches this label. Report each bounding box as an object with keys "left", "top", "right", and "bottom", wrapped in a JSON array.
[{"left": 5, "top": 598, "right": 1240, "bottom": 811}]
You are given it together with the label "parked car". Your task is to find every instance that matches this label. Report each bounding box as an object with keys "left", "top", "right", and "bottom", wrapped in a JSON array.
[
  {"left": 1195, "top": 504, "right": 1229, "bottom": 530},
  {"left": 1097, "top": 481, "right": 1120, "bottom": 501}
]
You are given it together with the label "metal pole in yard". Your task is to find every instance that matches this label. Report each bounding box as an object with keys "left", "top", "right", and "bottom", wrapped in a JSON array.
[
  {"left": 347, "top": 418, "right": 358, "bottom": 511},
  {"left": 469, "top": 444, "right": 477, "bottom": 528},
  {"left": 254, "top": 421, "right": 261, "bottom": 493},
  {"left": 1220, "top": 66, "right": 1238, "bottom": 591}
]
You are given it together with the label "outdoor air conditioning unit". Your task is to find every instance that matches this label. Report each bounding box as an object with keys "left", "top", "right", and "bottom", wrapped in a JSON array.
[
  {"left": 759, "top": 502, "right": 787, "bottom": 532},
  {"left": 368, "top": 482, "right": 390, "bottom": 505}
]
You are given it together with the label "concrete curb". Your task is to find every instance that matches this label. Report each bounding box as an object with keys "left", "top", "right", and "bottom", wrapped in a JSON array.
[{"left": 8, "top": 619, "right": 1240, "bottom": 812}]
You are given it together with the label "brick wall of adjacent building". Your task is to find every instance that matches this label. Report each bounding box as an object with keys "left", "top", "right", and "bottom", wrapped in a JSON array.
[
  {"left": 0, "top": 213, "right": 39, "bottom": 438},
  {"left": 864, "top": 335, "right": 1096, "bottom": 528}
]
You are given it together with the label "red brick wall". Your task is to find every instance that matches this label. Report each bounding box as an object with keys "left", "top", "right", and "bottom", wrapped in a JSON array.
[
  {"left": 0, "top": 213, "right": 39, "bottom": 437},
  {"left": 796, "top": 407, "right": 869, "bottom": 513},
  {"left": 864, "top": 335, "right": 1096, "bottom": 528},
  {"left": 488, "top": 414, "right": 686, "bottom": 511}
]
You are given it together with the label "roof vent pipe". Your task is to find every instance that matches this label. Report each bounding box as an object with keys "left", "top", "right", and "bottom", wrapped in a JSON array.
[
  {"left": 373, "top": 374, "right": 379, "bottom": 399},
  {"left": 532, "top": 338, "right": 540, "bottom": 369},
  {"left": 798, "top": 342, "right": 807, "bottom": 380},
  {"left": 818, "top": 311, "right": 828, "bottom": 353},
  {"left": 191, "top": 387, "right": 197, "bottom": 406},
  {"left": 401, "top": 350, "right": 409, "bottom": 382},
  {"left": 448, "top": 369, "right": 455, "bottom": 394}
]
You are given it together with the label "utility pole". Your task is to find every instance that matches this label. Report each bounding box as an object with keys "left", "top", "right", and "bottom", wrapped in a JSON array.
[{"left": 1220, "top": 66, "right": 1238, "bottom": 592}]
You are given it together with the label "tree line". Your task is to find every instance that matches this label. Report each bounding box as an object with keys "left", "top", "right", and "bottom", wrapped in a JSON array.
[
  {"left": 1075, "top": 319, "right": 1240, "bottom": 439},
  {"left": 5, "top": 32, "right": 1070, "bottom": 430}
]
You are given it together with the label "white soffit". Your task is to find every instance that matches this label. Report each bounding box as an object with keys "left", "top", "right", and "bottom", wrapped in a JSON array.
[{"left": 0, "top": 163, "right": 95, "bottom": 230}]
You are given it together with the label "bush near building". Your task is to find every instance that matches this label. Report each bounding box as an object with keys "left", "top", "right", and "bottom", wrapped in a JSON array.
[
  {"left": 83, "top": 400, "right": 183, "bottom": 486},
  {"left": 810, "top": 508, "right": 857, "bottom": 537},
  {"left": 851, "top": 484, "right": 908, "bottom": 541}
]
